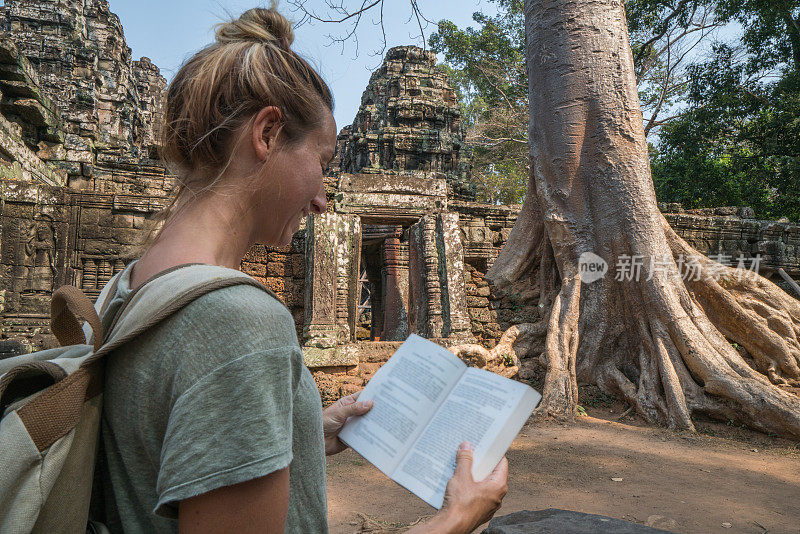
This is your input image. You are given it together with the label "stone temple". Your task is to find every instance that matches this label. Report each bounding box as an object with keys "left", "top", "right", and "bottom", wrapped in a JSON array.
[{"left": 1, "top": 0, "right": 799, "bottom": 398}]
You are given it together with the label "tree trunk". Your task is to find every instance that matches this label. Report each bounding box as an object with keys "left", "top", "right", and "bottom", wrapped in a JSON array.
[{"left": 485, "top": 0, "right": 800, "bottom": 438}]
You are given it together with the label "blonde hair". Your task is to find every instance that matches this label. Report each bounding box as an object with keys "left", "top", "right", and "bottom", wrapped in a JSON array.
[{"left": 145, "top": 4, "right": 332, "bottom": 245}]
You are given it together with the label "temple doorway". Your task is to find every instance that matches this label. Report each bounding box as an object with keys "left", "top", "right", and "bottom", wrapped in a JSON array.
[{"left": 357, "top": 224, "right": 410, "bottom": 342}]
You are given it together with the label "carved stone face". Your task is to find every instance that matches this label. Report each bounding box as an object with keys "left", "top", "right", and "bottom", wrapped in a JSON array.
[{"left": 36, "top": 224, "right": 49, "bottom": 241}]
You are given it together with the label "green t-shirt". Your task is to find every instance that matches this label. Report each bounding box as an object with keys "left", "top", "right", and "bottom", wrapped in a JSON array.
[{"left": 95, "top": 264, "right": 327, "bottom": 533}]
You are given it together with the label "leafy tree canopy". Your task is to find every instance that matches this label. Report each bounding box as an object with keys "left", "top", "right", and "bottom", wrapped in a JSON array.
[
  {"left": 652, "top": 45, "right": 800, "bottom": 221},
  {"left": 716, "top": 0, "right": 800, "bottom": 72}
]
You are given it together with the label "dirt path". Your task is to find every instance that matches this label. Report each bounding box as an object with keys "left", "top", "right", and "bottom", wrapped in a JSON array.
[{"left": 326, "top": 410, "right": 800, "bottom": 533}]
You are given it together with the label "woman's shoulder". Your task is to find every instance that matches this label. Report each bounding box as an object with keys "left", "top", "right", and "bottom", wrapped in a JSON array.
[
  {"left": 164, "top": 282, "right": 300, "bottom": 355},
  {"left": 187, "top": 281, "right": 293, "bottom": 326}
]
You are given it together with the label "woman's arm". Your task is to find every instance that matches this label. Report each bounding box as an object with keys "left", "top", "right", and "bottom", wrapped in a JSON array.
[{"left": 178, "top": 467, "right": 290, "bottom": 534}]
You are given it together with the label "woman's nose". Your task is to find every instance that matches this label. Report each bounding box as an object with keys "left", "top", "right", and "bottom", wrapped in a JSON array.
[{"left": 310, "top": 186, "right": 327, "bottom": 214}]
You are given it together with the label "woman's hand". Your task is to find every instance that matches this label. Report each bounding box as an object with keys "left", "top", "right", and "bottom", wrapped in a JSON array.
[
  {"left": 322, "top": 391, "right": 373, "bottom": 456},
  {"left": 408, "top": 442, "right": 509, "bottom": 534}
]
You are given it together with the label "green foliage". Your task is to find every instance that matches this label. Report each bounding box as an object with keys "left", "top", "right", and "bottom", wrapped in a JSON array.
[
  {"left": 500, "top": 353, "right": 516, "bottom": 366},
  {"left": 636, "top": 0, "right": 800, "bottom": 223},
  {"left": 429, "top": 0, "right": 526, "bottom": 115},
  {"left": 716, "top": 0, "right": 800, "bottom": 72},
  {"left": 430, "top": 0, "right": 528, "bottom": 204},
  {"left": 652, "top": 45, "right": 800, "bottom": 221}
]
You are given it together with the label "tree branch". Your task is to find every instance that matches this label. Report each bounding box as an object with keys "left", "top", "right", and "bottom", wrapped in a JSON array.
[
  {"left": 289, "top": 0, "right": 382, "bottom": 23},
  {"left": 287, "top": 0, "right": 430, "bottom": 54},
  {"left": 634, "top": 0, "right": 693, "bottom": 69}
]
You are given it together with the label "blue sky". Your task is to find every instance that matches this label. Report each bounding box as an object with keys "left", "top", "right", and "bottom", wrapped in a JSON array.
[{"left": 109, "top": 0, "right": 499, "bottom": 130}]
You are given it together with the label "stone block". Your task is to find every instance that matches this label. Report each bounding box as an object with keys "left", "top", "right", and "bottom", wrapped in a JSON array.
[
  {"left": 335, "top": 173, "right": 448, "bottom": 223},
  {"left": 302, "top": 345, "right": 358, "bottom": 368},
  {"left": 264, "top": 276, "right": 285, "bottom": 294},
  {"left": 468, "top": 307, "right": 490, "bottom": 322},
  {"left": 292, "top": 254, "right": 305, "bottom": 278},
  {"left": 37, "top": 140, "right": 66, "bottom": 161},
  {"left": 485, "top": 509, "right": 671, "bottom": 534},
  {"left": 267, "top": 261, "right": 286, "bottom": 277},
  {"left": 117, "top": 213, "right": 135, "bottom": 228},
  {"left": 132, "top": 215, "right": 147, "bottom": 229},
  {"left": 111, "top": 228, "right": 142, "bottom": 245},
  {"left": 241, "top": 262, "right": 266, "bottom": 277},
  {"left": 468, "top": 226, "right": 489, "bottom": 242},
  {"left": 467, "top": 296, "right": 489, "bottom": 308},
  {"left": 66, "top": 149, "right": 93, "bottom": 164}
]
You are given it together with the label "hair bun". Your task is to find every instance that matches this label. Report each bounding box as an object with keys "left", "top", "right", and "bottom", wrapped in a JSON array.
[{"left": 216, "top": 5, "right": 294, "bottom": 47}]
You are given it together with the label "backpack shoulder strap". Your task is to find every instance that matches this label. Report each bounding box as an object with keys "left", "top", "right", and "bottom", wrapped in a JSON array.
[
  {"left": 79, "top": 268, "right": 127, "bottom": 346},
  {"left": 51, "top": 286, "right": 104, "bottom": 351},
  {"left": 81, "top": 265, "right": 281, "bottom": 367}
]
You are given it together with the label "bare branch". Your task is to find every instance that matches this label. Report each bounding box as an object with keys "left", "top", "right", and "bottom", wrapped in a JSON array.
[
  {"left": 289, "top": 0, "right": 382, "bottom": 23},
  {"left": 286, "top": 0, "right": 429, "bottom": 55},
  {"left": 473, "top": 63, "right": 517, "bottom": 112},
  {"left": 645, "top": 36, "right": 672, "bottom": 136}
]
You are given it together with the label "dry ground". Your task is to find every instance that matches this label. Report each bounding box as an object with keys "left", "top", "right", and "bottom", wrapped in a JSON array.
[{"left": 326, "top": 396, "right": 800, "bottom": 534}]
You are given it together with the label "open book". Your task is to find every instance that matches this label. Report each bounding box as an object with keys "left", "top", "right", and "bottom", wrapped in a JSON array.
[{"left": 339, "top": 334, "right": 541, "bottom": 509}]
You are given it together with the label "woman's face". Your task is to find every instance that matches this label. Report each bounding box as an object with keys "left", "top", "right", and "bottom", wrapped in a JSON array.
[{"left": 255, "top": 111, "right": 336, "bottom": 247}]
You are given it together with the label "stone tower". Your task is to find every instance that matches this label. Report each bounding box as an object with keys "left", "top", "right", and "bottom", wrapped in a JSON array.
[
  {"left": 0, "top": 0, "right": 168, "bottom": 195},
  {"left": 339, "top": 45, "right": 475, "bottom": 201}
]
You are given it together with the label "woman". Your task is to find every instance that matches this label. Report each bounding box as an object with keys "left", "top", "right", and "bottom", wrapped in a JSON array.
[{"left": 97, "top": 6, "right": 508, "bottom": 533}]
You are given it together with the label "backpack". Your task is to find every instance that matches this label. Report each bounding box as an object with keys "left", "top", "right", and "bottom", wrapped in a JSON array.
[{"left": 0, "top": 263, "right": 277, "bottom": 533}]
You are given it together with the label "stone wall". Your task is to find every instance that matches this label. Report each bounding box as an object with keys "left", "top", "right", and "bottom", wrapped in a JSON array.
[
  {"left": 451, "top": 201, "right": 525, "bottom": 345},
  {"left": 0, "top": 177, "right": 166, "bottom": 349},
  {"left": 241, "top": 239, "right": 307, "bottom": 340},
  {"left": 0, "top": 173, "right": 306, "bottom": 350},
  {"left": 662, "top": 205, "right": 800, "bottom": 279},
  {"left": 0, "top": 37, "right": 66, "bottom": 186}
]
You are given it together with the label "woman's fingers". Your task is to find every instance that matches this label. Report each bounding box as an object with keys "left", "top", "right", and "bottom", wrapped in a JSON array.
[
  {"left": 488, "top": 457, "right": 509, "bottom": 481},
  {"left": 453, "top": 442, "right": 474, "bottom": 478},
  {"left": 348, "top": 399, "right": 373, "bottom": 415},
  {"left": 331, "top": 397, "right": 372, "bottom": 421}
]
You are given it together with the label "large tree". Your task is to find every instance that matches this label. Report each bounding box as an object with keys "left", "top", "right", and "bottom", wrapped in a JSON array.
[
  {"left": 484, "top": 0, "right": 800, "bottom": 437},
  {"left": 289, "top": 0, "right": 800, "bottom": 438}
]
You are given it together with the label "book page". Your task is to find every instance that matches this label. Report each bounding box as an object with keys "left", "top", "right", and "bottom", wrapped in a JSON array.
[
  {"left": 392, "top": 367, "right": 540, "bottom": 509},
  {"left": 339, "top": 334, "right": 467, "bottom": 476}
]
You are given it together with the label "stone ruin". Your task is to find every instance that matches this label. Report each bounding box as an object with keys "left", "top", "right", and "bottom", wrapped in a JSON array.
[{"left": 1, "top": 0, "right": 799, "bottom": 399}]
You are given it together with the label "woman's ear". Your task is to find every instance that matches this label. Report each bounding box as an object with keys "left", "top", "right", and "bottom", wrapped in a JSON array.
[{"left": 252, "top": 106, "right": 283, "bottom": 161}]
